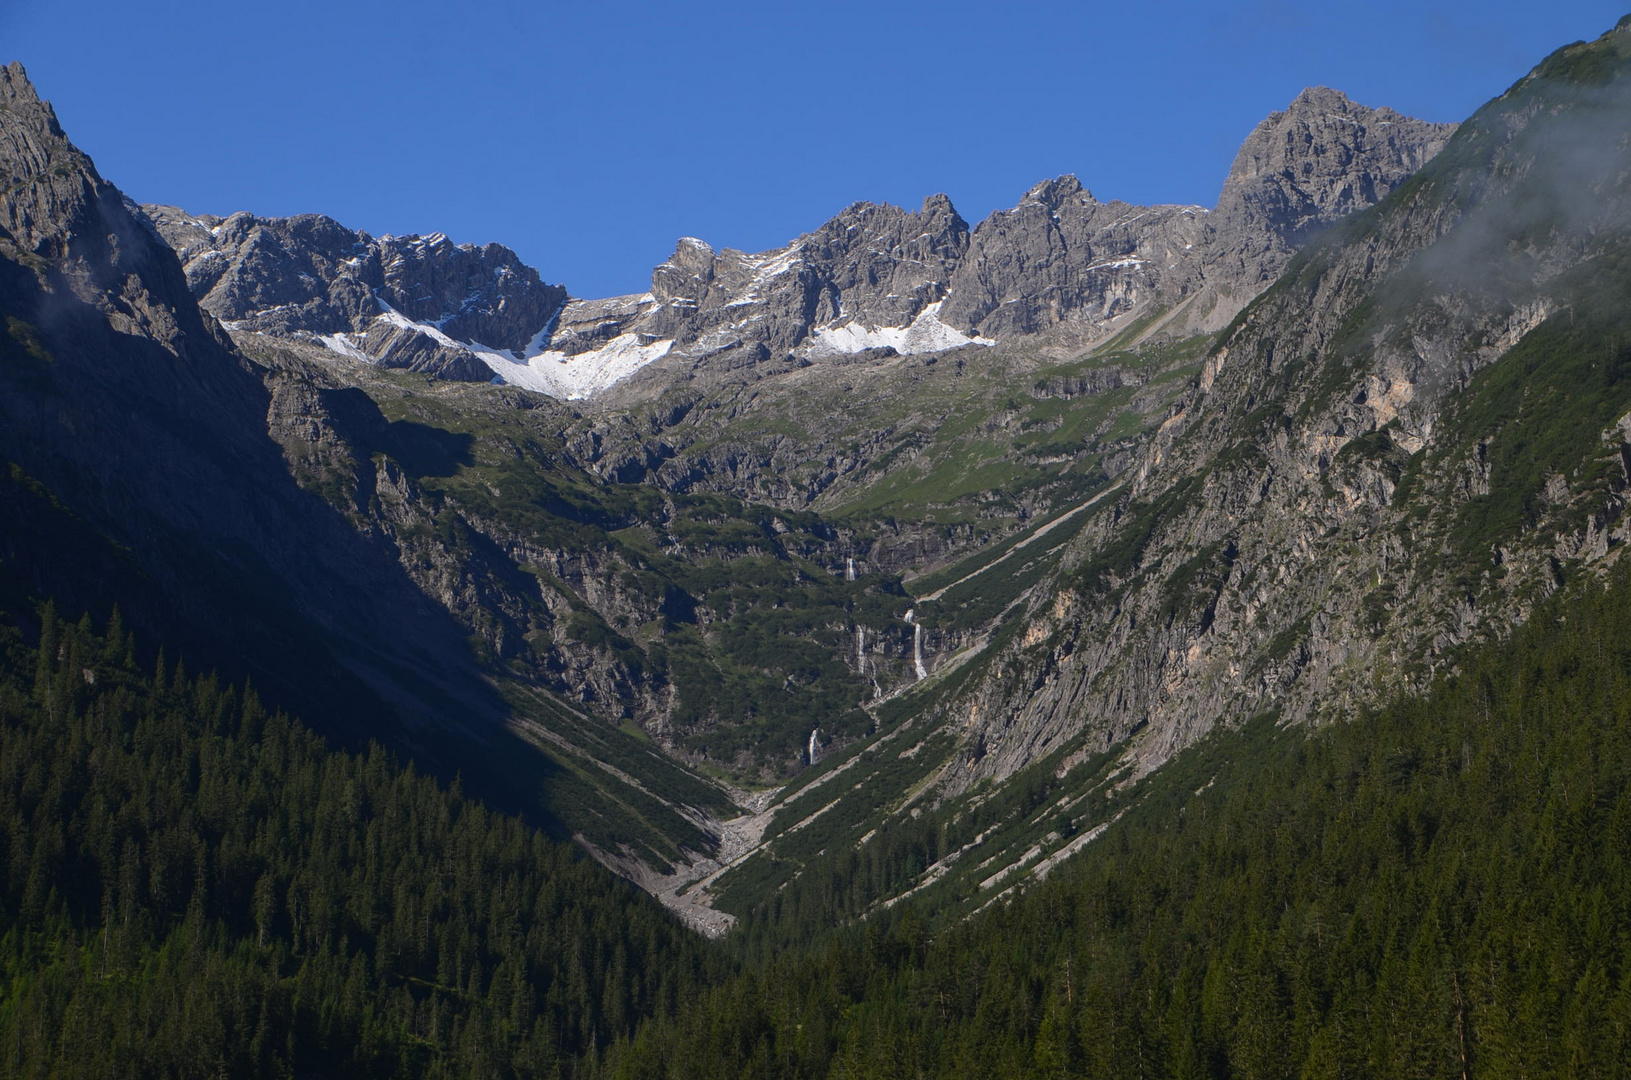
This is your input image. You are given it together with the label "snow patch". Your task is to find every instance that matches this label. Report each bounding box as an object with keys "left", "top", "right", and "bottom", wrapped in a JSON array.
[
  {"left": 803, "top": 301, "right": 994, "bottom": 358},
  {"left": 315, "top": 298, "right": 669, "bottom": 399},
  {"left": 1085, "top": 257, "right": 1147, "bottom": 272},
  {"left": 481, "top": 334, "right": 673, "bottom": 400},
  {"left": 316, "top": 332, "right": 368, "bottom": 361}
]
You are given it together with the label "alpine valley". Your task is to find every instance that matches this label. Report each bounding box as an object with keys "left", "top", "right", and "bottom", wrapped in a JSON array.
[{"left": 5, "top": 16, "right": 1631, "bottom": 1079}]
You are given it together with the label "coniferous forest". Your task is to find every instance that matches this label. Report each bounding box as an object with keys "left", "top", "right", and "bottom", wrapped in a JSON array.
[
  {"left": 0, "top": 603, "right": 713, "bottom": 1078},
  {"left": 8, "top": 22, "right": 1631, "bottom": 1076},
  {"left": 6, "top": 559, "right": 1631, "bottom": 1076},
  {"left": 601, "top": 570, "right": 1631, "bottom": 1080}
]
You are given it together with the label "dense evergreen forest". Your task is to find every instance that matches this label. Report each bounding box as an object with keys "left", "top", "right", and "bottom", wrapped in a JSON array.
[
  {"left": 7, "top": 561, "right": 1631, "bottom": 1078},
  {"left": 0, "top": 604, "right": 715, "bottom": 1078}
]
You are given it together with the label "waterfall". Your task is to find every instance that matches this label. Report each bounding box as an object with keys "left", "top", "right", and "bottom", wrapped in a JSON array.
[
  {"left": 808, "top": 728, "right": 820, "bottom": 765},
  {"left": 856, "top": 625, "right": 866, "bottom": 673},
  {"left": 903, "top": 609, "right": 927, "bottom": 681},
  {"left": 846, "top": 557, "right": 856, "bottom": 581}
]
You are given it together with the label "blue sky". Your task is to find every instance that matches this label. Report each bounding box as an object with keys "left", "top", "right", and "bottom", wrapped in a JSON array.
[{"left": 4, "top": 1, "right": 1625, "bottom": 298}]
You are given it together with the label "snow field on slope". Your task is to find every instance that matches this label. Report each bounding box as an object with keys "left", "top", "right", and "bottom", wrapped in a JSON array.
[{"left": 803, "top": 301, "right": 995, "bottom": 358}]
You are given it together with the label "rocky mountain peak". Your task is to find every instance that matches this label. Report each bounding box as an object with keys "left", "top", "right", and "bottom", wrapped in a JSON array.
[
  {"left": 2, "top": 62, "right": 102, "bottom": 253},
  {"left": 536, "top": 195, "right": 983, "bottom": 397},
  {"left": 1207, "top": 85, "right": 1458, "bottom": 282},
  {"left": 1, "top": 62, "right": 64, "bottom": 139},
  {"left": 933, "top": 89, "right": 1455, "bottom": 348},
  {"left": 1018, "top": 174, "right": 1096, "bottom": 210},
  {"left": 1, "top": 64, "right": 218, "bottom": 357},
  {"left": 142, "top": 205, "right": 569, "bottom": 380},
  {"left": 1287, "top": 84, "right": 1366, "bottom": 112},
  {"left": 650, "top": 236, "right": 719, "bottom": 304},
  {"left": 133, "top": 81, "right": 1455, "bottom": 401}
]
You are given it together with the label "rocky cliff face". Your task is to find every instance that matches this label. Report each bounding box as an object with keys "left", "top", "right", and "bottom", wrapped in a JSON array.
[
  {"left": 939, "top": 89, "right": 1457, "bottom": 345},
  {"left": 0, "top": 62, "right": 737, "bottom": 867},
  {"left": 143, "top": 205, "right": 569, "bottom": 381},
  {"left": 922, "top": 25, "right": 1631, "bottom": 795},
  {"left": 143, "top": 90, "right": 1452, "bottom": 405},
  {"left": 1203, "top": 85, "right": 1458, "bottom": 290},
  {"left": 639, "top": 195, "right": 972, "bottom": 355},
  {"left": 507, "top": 195, "right": 985, "bottom": 400},
  {"left": 937, "top": 176, "right": 1209, "bottom": 339}
]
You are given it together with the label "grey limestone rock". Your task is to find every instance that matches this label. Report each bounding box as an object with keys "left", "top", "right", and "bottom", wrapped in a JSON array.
[
  {"left": 940, "top": 175, "right": 1209, "bottom": 338},
  {"left": 142, "top": 205, "right": 568, "bottom": 381},
  {"left": 1203, "top": 86, "right": 1458, "bottom": 288},
  {"left": 572, "top": 89, "right": 1456, "bottom": 394},
  {"left": 940, "top": 90, "right": 1456, "bottom": 346},
  {"left": 554, "top": 194, "right": 975, "bottom": 376}
]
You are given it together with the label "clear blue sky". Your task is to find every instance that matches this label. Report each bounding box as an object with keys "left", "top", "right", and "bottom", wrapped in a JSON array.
[{"left": 4, "top": 1, "right": 1625, "bottom": 298}]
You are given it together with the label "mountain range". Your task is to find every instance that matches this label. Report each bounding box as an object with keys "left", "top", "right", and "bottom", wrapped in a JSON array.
[
  {"left": 142, "top": 86, "right": 1452, "bottom": 401},
  {"left": 4, "top": 12, "right": 1631, "bottom": 959}
]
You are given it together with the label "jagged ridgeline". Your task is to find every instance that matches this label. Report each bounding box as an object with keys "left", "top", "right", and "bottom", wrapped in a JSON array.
[{"left": 6, "top": 5, "right": 1631, "bottom": 956}]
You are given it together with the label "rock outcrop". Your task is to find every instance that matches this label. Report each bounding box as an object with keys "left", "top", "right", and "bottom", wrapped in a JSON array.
[
  {"left": 541, "top": 195, "right": 984, "bottom": 395},
  {"left": 142, "top": 205, "right": 568, "bottom": 381},
  {"left": 940, "top": 88, "right": 1457, "bottom": 344},
  {"left": 939, "top": 176, "right": 1209, "bottom": 339},
  {"left": 1203, "top": 85, "right": 1458, "bottom": 289},
  {"left": 931, "top": 27, "right": 1631, "bottom": 797}
]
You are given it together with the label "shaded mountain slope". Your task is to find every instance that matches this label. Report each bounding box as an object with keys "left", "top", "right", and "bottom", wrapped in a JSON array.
[{"left": 0, "top": 62, "right": 734, "bottom": 869}]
